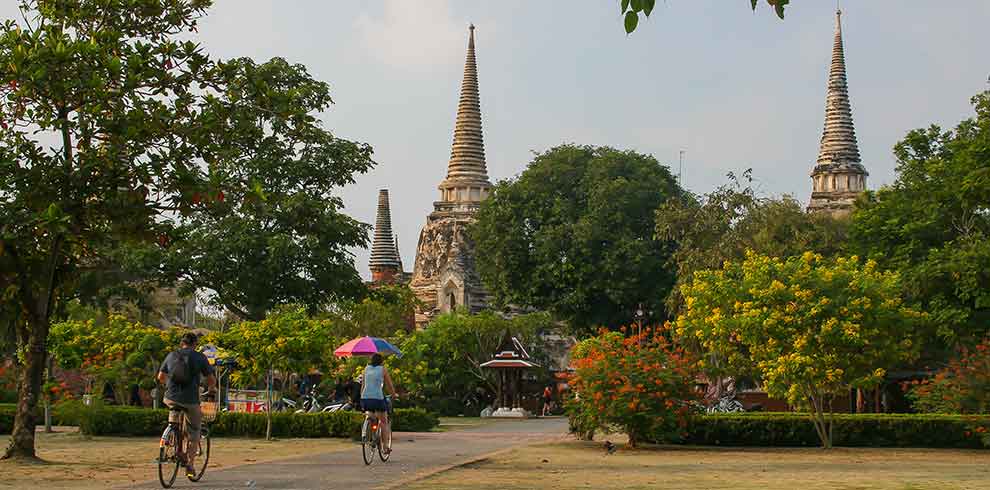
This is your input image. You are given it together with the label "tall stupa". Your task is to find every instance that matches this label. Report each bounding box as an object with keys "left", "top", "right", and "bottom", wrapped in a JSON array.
[
  {"left": 409, "top": 25, "right": 492, "bottom": 327},
  {"left": 807, "top": 10, "right": 869, "bottom": 216}
]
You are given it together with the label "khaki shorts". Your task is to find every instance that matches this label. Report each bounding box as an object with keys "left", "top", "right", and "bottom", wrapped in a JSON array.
[{"left": 164, "top": 399, "right": 202, "bottom": 441}]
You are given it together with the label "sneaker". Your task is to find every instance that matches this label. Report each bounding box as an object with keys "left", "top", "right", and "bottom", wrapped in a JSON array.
[{"left": 186, "top": 464, "right": 196, "bottom": 477}]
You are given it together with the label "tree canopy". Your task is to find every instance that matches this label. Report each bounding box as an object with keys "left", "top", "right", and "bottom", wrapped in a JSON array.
[
  {"left": 677, "top": 251, "right": 923, "bottom": 448},
  {"left": 657, "top": 171, "right": 848, "bottom": 311},
  {"left": 848, "top": 89, "right": 990, "bottom": 350},
  {"left": 0, "top": 0, "right": 373, "bottom": 458},
  {"left": 471, "top": 145, "right": 683, "bottom": 336},
  {"left": 162, "top": 57, "right": 375, "bottom": 321}
]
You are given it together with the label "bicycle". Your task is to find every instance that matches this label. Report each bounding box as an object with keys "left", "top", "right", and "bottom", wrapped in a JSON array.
[
  {"left": 360, "top": 396, "right": 394, "bottom": 465},
  {"left": 158, "top": 395, "right": 219, "bottom": 488}
]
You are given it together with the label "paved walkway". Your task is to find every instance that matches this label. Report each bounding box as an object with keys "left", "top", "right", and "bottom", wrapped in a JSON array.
[{"left": 131, "top": 417, "right": 569, "bottom": 490}]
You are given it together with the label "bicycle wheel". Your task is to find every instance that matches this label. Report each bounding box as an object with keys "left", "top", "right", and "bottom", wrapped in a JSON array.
[
  {"left": 377, "top": 420, "right": 392, "bottom": 462},
  {"left": 187, "top": 427, "right": 211, "bottom": 482},
  {"left": 158, "top": 426, "right": 180, "bottom": 488},
  {"left": 361, "top": 418, "right": 375, "bottom": 465}
]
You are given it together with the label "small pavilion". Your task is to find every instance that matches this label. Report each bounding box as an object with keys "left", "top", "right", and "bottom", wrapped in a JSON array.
[{"left": 480, "top": 333, "right": 539, "bottom": 418}]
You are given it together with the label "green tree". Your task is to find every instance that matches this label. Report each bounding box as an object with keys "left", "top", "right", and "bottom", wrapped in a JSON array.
[
  {"left": 215, "top": 306, "right": 335, "bottom": 440},
  {"left": 677, "top": 252, "right": 923, "bottom": 448},
  {"left": 163, "top": 57, "right": 374, "bottom": 321},
  {"left": 848, "top": 89, "right": 990, "bottom": 350},
  {"left": 471, "top": 145, "right": 682, "bottom": 336},
  {"left": 620, "top": 0, "right": 789, "bottom": 34},
  {"left": 0, "top": 0, "right": 213, "bottom": 459},
  {"left": 327, "top": 285, "right": 419, "bottom": 338},
  {"left": 657, "top": 171, "right": 848, "bottom": 311},
  {"left": 390, "top": 311, "right": 551, "bottom": 416}
]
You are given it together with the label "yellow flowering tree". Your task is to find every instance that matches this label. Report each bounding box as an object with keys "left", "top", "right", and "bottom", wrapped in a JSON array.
[
  {"left": 214, "top": 306, "right": 338, "bottom": 440},
  {"left": 677, "top": 251, "right": 924, "bottom": 448}
]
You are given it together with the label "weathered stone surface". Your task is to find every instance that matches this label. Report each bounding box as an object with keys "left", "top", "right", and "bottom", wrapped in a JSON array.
[
  {"left": 807, "top": 10, "right": 869, "bottom": 216},
  {"left": 410, "top": 25, "right": 493, "bottom": 327},
  {"left": 409, "top": 212, "right": 489, "bottom": 325}
]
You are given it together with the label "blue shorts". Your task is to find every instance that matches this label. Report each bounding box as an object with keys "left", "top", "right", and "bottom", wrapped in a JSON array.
[{"left": 361, "top": 398, "right": 389, "bottom": 412}]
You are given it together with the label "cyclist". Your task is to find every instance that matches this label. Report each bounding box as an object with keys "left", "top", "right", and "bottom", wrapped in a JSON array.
[
  {"left": 360, "top": 353, "right": 397, "bottom": 452},
  {"left": 157, "top": 332, "right": 217, "bottom": 476}
]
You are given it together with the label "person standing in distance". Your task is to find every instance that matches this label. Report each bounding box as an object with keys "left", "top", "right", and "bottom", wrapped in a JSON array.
[{"left": 157, "top": 332, "right": 217, "bottom": 476}]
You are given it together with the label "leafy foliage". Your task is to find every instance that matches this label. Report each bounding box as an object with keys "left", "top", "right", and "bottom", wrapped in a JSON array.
[
  {"left": 389, "top": 311, "right": 552, "bottom": 416},
  {"left": 849, "top": 89, "right": 990, "bottom": 350},
  {"left": 677, "top": 252, "right": 923, "bottom": 447},
  {"left": 907, "top": 337, "right": 990, "bottom": 415},
  {"left": 568, "top": 330, "right": 697, "bottom": 447},
  {"left": 326, "top": 285, "right": 419, "bottom": 338},
  {"left": 49, "top": 315, "right": 183, "bottom": 401},
  {"left": 162, "top": 57, "right": 374, "bottom": 321},
  {"left": 620, "top": 0, "right": 789, "bottom": 34},
  {"left": 657, "top": 171, "right": 848, "bottom": 312},
  {"left": 471, "top": 144, "right": 682, "bottom": 336}
]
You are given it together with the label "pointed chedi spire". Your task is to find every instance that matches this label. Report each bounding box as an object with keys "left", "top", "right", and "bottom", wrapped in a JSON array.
[
  {"left": 370, "top": 189, "right": 401, "bottom": 282},
  {"left": 808, "top": 9, "right": 868, "bottom": 215},
  {"left": 438, "top": 24, "right": 492, "bottom": 205},
  {"left": 394, "top": 235, "right": 404, "bottom": 274},
  {"left": 816, "top": 9, "right": 861, "bottom": 167}
]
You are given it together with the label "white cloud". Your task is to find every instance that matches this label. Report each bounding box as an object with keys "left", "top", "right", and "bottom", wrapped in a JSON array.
[{"left": 355, "top": 0, "right": 466, "bottom": 72}]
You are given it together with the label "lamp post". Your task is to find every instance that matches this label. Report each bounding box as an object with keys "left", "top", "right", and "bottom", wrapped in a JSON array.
[{"left": 634, "top": 304, "right": 646, "bottom": 345}]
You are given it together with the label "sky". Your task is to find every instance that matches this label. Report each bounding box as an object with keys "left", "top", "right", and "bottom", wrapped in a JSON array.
[{"left": 3, "top": 1, "right": 988, "bottom": 280}]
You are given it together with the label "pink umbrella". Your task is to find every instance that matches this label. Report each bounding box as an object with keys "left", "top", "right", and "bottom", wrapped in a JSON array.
[{"left": 334, "top": 336, "right": 403, "bottom": 358}]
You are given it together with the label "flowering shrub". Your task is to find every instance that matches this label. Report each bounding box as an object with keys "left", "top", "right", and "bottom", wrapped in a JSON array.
[
  {"left": 568, "top": 329, "right": 697, "bottom": 447},
  {"left": 908, "top": 337, "right": 990, "bottom": 414}
]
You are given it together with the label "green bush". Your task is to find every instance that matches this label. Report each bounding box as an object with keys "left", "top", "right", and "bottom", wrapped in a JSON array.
[
  {"left": 0, "top": 390, "right": 17, "bottom": 404},
  {"left": 392, "top": 408, "right": 439, "bottom": 432},
  {"left": 679, "top": 412, "right": 990, "bottom": 449},
  {"left": 1, "top": 402, "right": 82, "bottom": 433},
  {"left": 0, "top": 404, "right": 13, "bottom": 434},
  {"left": 68, "top": 405, "right": 438, "bottom": 437}
]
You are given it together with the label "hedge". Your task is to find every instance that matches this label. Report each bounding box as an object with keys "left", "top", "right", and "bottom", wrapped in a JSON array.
[
  {"left": 0, "top": 402, "right": 81, "bottom": 433},
  {"left": 678, "top": 412, "right": 990, "bottom": 448}
]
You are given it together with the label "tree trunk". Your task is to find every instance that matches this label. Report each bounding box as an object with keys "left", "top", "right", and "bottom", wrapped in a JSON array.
[
  {"left": 3, "top": 319, "right": 50, "bottom": 460},
  {"left": 266, "top": 368, "right": 273, "bottom": 441}
]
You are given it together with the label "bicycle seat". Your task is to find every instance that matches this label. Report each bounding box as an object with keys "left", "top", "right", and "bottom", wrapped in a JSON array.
[{"left": 168, "top": 405, "right": 188, "bottom": 412}]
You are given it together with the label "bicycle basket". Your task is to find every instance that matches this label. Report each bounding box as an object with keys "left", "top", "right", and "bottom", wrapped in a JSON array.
[{"left": 200, "top": 400, "right": 220, "bottom": 423}]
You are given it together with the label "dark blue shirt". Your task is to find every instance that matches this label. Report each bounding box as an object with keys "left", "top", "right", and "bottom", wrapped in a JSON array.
[{"left": 159, "top": 348, "right": 214, "bottom": 405}]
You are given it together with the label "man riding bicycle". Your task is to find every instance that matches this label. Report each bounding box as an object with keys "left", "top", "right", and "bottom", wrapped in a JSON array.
[
  {"left": 157, "top": 332, "right": 217, "bottom": 476},
  {"left": 361, "top": 353, "right": 397, "bottom": 452}
]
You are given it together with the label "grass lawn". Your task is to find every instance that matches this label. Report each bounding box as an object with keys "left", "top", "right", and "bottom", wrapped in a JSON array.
[
  {"left": 405, "top": 438, "right": 990, "bottom": 490},
  {"left": 0, "top": 428, "right": 351, "bottom": 489}
]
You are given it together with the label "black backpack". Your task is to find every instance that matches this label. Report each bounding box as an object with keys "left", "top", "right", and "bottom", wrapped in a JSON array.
[{"left": 170, "top": 350, "right": 193, "bottom": 386}]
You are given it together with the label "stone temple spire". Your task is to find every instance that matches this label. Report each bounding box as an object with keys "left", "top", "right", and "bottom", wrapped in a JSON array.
[
  {"left": 437, "top": 24, "right": 492, "bottom": 207},
  {"left": 807, "top": 9, "right": 869, "bottom": 216},
  {"left": 394, "top": 235, "right": 404, "bottom": 274},
  {"left": 370, "top": 189, "right": 401, "bottom": 282}
]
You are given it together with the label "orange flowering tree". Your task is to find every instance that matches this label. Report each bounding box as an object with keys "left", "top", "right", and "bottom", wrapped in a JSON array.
[
  {"left": 908, "top": 337, "right": 990, "bottom": 415},
  {"left": 568, "top": 329, "right": 697, "bottom": 448}
]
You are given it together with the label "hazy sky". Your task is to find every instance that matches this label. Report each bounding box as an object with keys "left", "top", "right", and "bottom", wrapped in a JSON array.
[{"left": 4, "top": 1, "right": 988, "bottom": 280}]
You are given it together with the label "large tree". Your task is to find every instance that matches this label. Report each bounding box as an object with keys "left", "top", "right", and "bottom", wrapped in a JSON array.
[
  {"left": 656, "top": 171, "right": 848, "bottom": 311},
  {"left": 0, "top": 0, "right": 214, "bottom": 459},
  {"left": 471, "top": 145, "right": 682, "bottom": 336},
  {"left": 161, "top": 57, "right": 374, "bottom": 321},
  {"left": 848, "top": 88, "right": 990, "bottom": 351},
  {"left": 0, "top": 0, "right": 372, "bottom": 459}
]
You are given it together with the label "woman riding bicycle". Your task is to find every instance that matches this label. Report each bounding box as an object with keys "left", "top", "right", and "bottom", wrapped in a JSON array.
[{"left": 361, "top": 353, "right": 397, "bottom": 453}]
